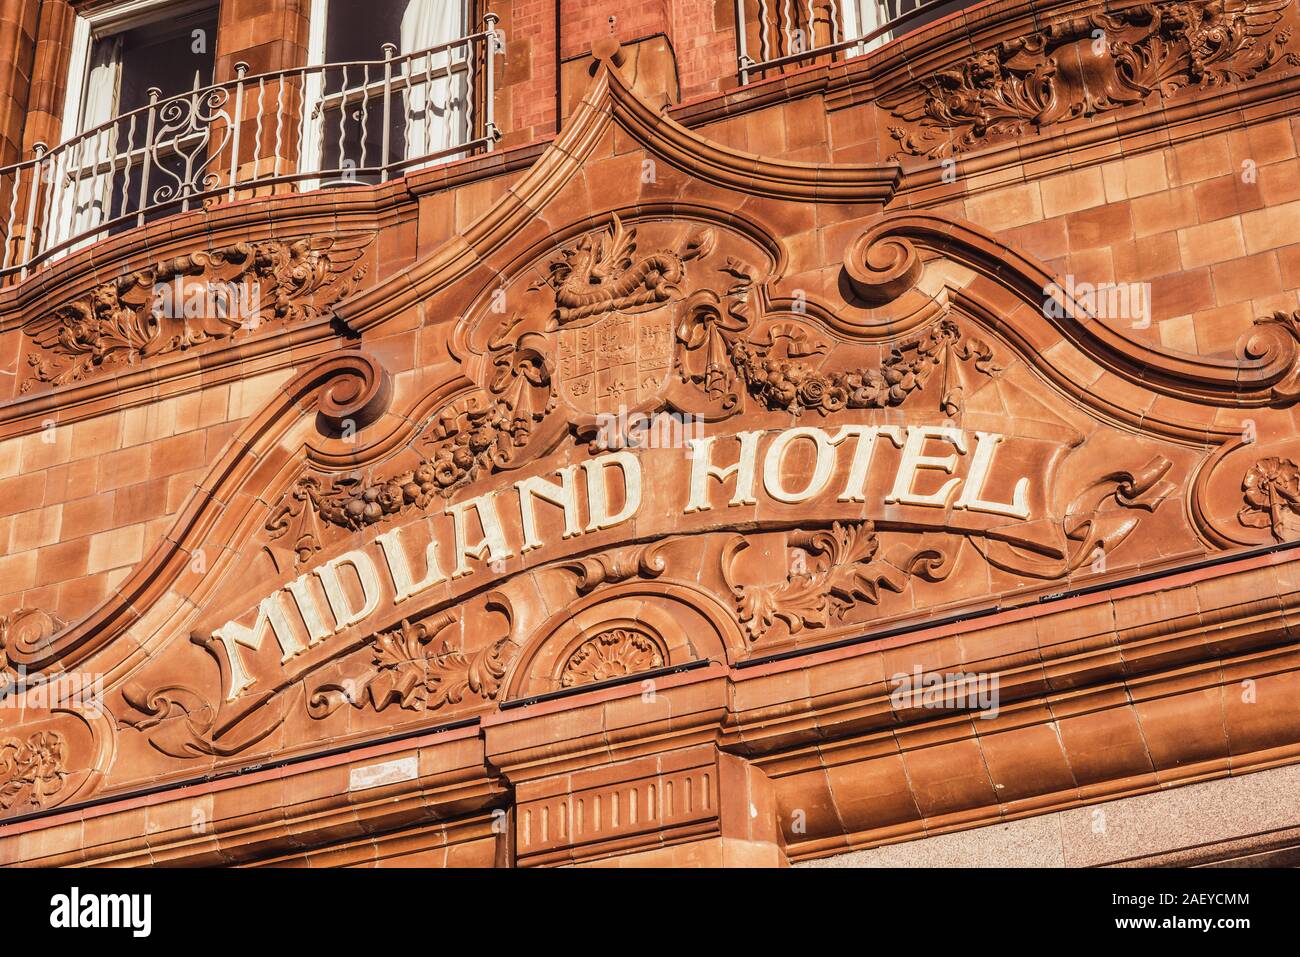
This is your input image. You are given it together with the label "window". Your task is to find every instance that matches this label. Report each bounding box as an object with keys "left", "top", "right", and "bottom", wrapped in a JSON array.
[
  {"left": 840, "top": 0, "right": 958, "bottom": 56},
  {"left": 301, "top": 0, "right": 472, "bottom": 185},
  {"left": 53, "top": 0, "right": 219, "bottom": 251}
]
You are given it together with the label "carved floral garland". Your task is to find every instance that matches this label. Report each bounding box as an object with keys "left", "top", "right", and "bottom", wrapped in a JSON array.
[
  {"left": 267, "top": 377, "right": 553, "bottom": 562},
  {"left": 723, "top": 318, "right": 999, "bottom": 417}
]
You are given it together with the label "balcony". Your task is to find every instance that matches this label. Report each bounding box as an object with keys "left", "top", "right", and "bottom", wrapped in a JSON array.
[
  {"left": 0, "top": 16, "right": 502, "bottom": 282},
  {"left": 734, "top": 0, "right": 975, "bottom": 83}
]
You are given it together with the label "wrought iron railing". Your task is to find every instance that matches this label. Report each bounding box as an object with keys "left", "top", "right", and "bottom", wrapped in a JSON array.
[
  {"left": 734, "top": 0, "right": 972, "bottom": 84},
  {"left": 0, "top": 15, "right": 501, "bottom": 280}
]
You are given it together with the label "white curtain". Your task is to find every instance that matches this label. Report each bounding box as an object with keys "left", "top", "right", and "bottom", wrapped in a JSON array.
[
  {"left": 54, "top": 34, "right": 122, "bottom": 250},
  {"left": 401, "top": 0, "right": 467, "bottom": 161},
  {"left": 840, "top": 1, "right": 895, "bottom": 55}
]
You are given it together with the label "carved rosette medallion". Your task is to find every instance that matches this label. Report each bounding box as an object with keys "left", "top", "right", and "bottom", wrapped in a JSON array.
[
  {"left": 1239, "top": 456, "right": 1300, "bottom": 541},
  {"left": 559, "top": 628, "right": 666, "bottom": 688}
]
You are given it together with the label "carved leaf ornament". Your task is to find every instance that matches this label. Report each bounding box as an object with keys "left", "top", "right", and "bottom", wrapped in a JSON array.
[
  {"left": 883, "top": 0, "right": 1300, "bottom": 158},
  {"left": 266, "top": 216, "right": 1001, "bottom": 563},
  {"left": 21, "top": 235, "right": 371, "bottom": 390}
]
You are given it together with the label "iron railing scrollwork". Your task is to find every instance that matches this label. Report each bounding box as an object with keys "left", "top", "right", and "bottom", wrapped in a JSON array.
[
  {"left": 0, "top": 15, "right": 502, "bottom": 281},
  {"left": 733, "top": 0, "right": 971, "bottom": 84}
]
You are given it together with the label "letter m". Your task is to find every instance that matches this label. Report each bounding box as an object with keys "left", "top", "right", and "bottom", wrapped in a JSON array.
[
  {"left": 101, "top": 895, "right": 129, "bottom": 928},
  {"left": 210, "top": 593, "right": 305, "bottom": 700}
]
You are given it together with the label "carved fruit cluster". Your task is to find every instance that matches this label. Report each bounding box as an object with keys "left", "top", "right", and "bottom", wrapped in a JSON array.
[{"left": 731, "top": 320, "right": 962, "bottom": 414}]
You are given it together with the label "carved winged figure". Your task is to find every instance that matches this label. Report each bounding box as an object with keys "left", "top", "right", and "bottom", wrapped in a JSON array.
[
  {"left": 536, "top": 213, "right": 715, "bottom": 325},
  {"left": 21, "top": 234, "right": 372, "bottom": 391},
  {"left": 884, "top": 0, "right": 1297, "bottom": 158}
]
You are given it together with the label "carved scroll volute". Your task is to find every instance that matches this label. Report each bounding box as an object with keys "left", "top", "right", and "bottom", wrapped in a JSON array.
[
  {"left": 7, "top": 351, "right": 394, "bottom": 674},
  {"left": 1238, "top": 310, "right": 1300, "bottom": 403},
  {"left": 0, "top": 609, "right": 66, "bottom": 676},
  {"left": 314, "top": 351, "right": 393, "bottom": 434},
  {"left": 843, "top": 229, "right": 922, "bottom": 306}
]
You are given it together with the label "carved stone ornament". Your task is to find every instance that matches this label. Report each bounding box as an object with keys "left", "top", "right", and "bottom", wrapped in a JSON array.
[
  {"left": 308, "top": 613, "right": 515, "bottom": 719},
  {"left": 559, "top": 627, "right": 666, "bottom": 688},
  {"left": 1239, "top": 456, "right": 1300, "bottom": 541},
  {"left": 0, "top": 608, "right": 66, "bottom": 697},
  {"left": 538, "top": 212, "right": 715, "bottom": 328},
  {"left": 976, "top": 456, "right": 1177, "bottom": 579},
  {"left": 724, "top": 521, "right": 956, "bottom": 642},
  {"left": 120, "top": 683, "right": 280, "bottom": 759},
  {"left": 0, "top": 731, "right": 69, "bottom": 811},
  {"left": 266, "top": 214, "right": 1000, "bottom": 564},
  {"left": 21, "top": 235, "right": 372, "bottom": 390},
  {"left": 882, "top": 0, "right": 1300, "bottom": 158},
  {"left": 562, "top": 540, "right": 669, "bottom": 594}
]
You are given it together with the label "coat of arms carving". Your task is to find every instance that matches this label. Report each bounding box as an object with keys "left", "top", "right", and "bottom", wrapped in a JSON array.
[{"left": 528, "top": 213, "right": 715, "bottom": 416}]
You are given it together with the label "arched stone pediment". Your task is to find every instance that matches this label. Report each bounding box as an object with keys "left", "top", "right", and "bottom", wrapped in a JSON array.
[{"left": 5, "top": 52, "right": 1298, "bottom": 819}]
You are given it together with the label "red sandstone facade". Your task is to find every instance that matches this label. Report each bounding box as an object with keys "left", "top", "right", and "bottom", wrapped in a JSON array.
[{"left": 1, "top": 0, "right": 1300, "bottom": 867}]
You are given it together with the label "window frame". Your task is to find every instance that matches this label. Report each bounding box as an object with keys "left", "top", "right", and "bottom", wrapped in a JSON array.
[
  {"left": 60, "top": 0, "right": 220, "bottom": 142},
  {"left": 299, "top": 0, "right": 474, "bottom": 188}
]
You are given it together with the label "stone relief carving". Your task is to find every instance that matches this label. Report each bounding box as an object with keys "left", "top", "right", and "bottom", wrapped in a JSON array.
[
  {"left": 265, "top": 214, "right": 999, "bottom": 564},
  {"left": 559, "top": 627, "right": 666, "bottom": 688},
  {"left": 21, "top": 235, "right": 372, "bottom": 390},
  {"left": 882, "top": 0, "right": 1299, "bottom": 158},
  {"left": 537, "top": 212, "right": 715, "bottom": 327},
  {"left": 682, "top": 302, "right": 999, "bottom": 417},
  {"left": 0, "top": 731, "right": 69, "bottom": 811},
  {"left": 1250, "top": 308, "right": 1300, "bottom": 402},
  {"left": 562, "top": 541, "right": 669, "bottom": 594},
  {"left": 977, "top": 456, "right": 1177, "bottom": 579},
  {"left": 308, "top": 612, "right": 515, "bottom": 718},
  {"left": 0, "top": 608, "right": 65, "bottom": 696},
  {"left": 1239, "top": 456, "right": 1300, "bottom": 541},
  {"left": 120, "top": 683, "right": 284, "bottom": 759},
  {"left": 121, "top": 594, "right": 516, "bottom": 757},
  {"left": 724, "top": 521, "right": 955, "bottom": 642},
  {"left": 266, "top": 385, "right": 554, "bottom": 563},
  {"left": 265, "top": 215, "right": 726, "bottom": 561}
]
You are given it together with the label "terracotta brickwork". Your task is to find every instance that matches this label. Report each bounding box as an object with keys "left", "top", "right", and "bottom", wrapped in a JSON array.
[{"left": 2, "top": 0, "right": 1300, "bottom": 868}]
